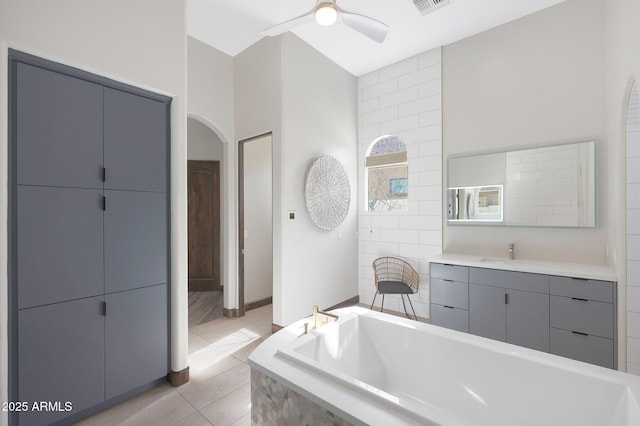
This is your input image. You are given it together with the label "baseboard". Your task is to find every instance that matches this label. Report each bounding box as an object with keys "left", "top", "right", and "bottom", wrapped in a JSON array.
[
  {"left": 357, "top": 303, "right": 429, "bottom": 323},
  {"left": 245, "top": 296, "right": 272, "bottom": 312},
  {"left": 223, "top": 308, "right": 241, "bottom": 318},
  {"left": 326, "top": 295, "right": 359, "bottom": 310},
  {"left": 167, "top": 367, "right": 189, "bottom": 387},
  {"left": 270, "top": 296, "right": 360, "bottom": 334}
]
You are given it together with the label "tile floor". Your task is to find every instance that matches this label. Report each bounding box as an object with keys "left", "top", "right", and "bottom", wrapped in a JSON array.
[{"left": 76, "top": 305, "right": 273, "bottom": 426}]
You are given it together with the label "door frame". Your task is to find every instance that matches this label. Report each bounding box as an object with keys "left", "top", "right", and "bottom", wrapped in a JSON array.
[{"left": 238, "top": 132, "right": 273, "bottom": 317}]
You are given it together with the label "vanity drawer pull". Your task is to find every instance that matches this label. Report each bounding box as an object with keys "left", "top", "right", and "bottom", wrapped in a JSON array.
[
  {"left": 443, "top": 305, "right": 455, "bottom": 309},
  {"left": 572, "top": 331, "right": 589, "bottom": 336},
  {"left": 570, "top": 277, "right": 589, "bottom": 281},
  {"left": 443, "top": 279, "right": 454, "bottom": 283},
  {"left": 571, "top": 297, "right": 589, "bottom": 302}
]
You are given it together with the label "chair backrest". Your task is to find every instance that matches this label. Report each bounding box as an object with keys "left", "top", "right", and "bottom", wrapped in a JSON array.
[{"left": 372, "top": 256, "right": 419, "bottom": 293}]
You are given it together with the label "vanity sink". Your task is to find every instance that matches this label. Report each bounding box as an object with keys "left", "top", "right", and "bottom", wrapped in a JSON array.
[{"left": 478, "top": 257, "right": 545, "bottom": 267}]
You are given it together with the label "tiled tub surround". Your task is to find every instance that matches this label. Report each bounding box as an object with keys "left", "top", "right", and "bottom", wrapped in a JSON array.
[
  {"left": 429, "top": 253, "right": 618, "bottom": 368},
  {"left": 249, "top": 306, "right": 640, "bottom": 425}
]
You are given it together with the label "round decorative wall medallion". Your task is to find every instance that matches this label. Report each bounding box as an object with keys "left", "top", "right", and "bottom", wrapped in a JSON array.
[{"left": 304, "top": 155, "right": 351, "bottom": 230}]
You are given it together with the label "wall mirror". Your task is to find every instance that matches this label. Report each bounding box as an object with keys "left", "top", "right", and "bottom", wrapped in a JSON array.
[{"left": 447, "top": 141, "right": 596, "bottom": 227}]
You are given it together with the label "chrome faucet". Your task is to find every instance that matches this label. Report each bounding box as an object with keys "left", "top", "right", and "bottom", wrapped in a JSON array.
[
  {"left": 508, "top": 243, "right": 515, "bottom": 260},
  {"left": 313, "top": 305, "right": 339, "bottom": 329}
]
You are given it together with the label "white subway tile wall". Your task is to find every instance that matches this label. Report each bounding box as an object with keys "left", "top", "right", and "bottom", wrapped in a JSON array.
[
  {"left": 627, "top": 82, "right": 640, "bottom": 374},
  {"left": 506, "top": 145, "right": 580, "bottom": 226},
  {"left": 358, "top": 48, "right": 442, "bottom": 319}
]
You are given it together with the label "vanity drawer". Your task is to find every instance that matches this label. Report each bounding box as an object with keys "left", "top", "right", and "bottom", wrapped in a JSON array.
[
  {"left": 550, "top": 276, "right": 614, "bottom": 303},
  {"left": 550, "top": 296, "right": 613, "bottom": 338},
  {"left": 430, "top": 263, "right": 468, "bottom": 283},
  {"left": 550, "top": 327, "right": 614, "bottom": 369},
  {"left": 430, "top": 304, "right": 469, "bottom": 333},
  {"left": 469, "top": 267, "right": 549, "bottom": 294},
  {"left": 430, "top": 279, "right": 468, "bottom": 309}
]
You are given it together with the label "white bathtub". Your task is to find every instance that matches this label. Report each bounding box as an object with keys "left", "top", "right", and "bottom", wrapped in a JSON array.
[{"left": 249, "top": 307, "right": 640, "bottom": 425}]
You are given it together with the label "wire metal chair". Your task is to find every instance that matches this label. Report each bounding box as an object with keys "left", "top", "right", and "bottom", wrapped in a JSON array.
[{"left": 371, "top": 256, "right": 419, "bottom": 320}]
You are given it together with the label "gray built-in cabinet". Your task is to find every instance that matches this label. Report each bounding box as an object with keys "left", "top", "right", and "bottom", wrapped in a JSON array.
[
  {"left": 430, "top": 262, "right": 617, "bottom": 369},
  {"left": 9, "top": 51, "right": 170, "bottom": 425}
]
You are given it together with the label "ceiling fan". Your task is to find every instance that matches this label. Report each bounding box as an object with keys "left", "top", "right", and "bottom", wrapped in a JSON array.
[{"left": 261, "top": 0, "right": 389, "bottom": 43}]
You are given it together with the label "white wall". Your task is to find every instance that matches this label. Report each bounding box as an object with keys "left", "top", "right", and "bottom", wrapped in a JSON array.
[
  {"left": 243, "top": 135, "right": 273, "bottom": 304},
  {"left": 280, "top": 34, "right": 358, "bottom": 325},
  {"left": 0, "top": 0, "right": 188, "bottom": 423},
  {"left": 603, "top": 0, "right": 640, "bottom": 373},
  {"left": 358, "top": 49, "right": 443, "bottom": 319},
  {"left": 234, "top": 36, "right": 283, "bottom": 321},
  {"left": 235, "top": 34, "right": 358, "bottom": 326},
  {"left": 187, "top": 36, "right": 237, "bottom": 311},
  {"left": 442, "top": 0, "right": 606, "bottom": 263},
  {"left": 188, "top": 117, "right": 223, "bottom": 160}
]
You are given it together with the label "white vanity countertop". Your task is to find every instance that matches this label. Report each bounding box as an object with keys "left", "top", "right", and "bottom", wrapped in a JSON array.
[{"left": 430, "top": 253, "right": 617, "bottom": 282}]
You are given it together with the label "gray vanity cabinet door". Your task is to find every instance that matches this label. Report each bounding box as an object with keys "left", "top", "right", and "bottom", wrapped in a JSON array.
[
  {"left": 104, "top": 190, "right": 167, "bottom": 293},
  {"left": 506, "top": 290, "right": 549, "bottom": 352},
  {"left": 17, "top": 186, "right": 104, "bottom": 309},
  {"left": 16, "top": 63, "right": 103, "bottom": 188},
  {"left": 469, "top": 284, "right": 506, "bottom": 342},
  {"left": 105, "top": 284, "right": 168, "bottom": 398},
  {"left": 18, "top": 297, "right": 105, "bottom": 426},
  {"left": 104, "top": 88, "right": 167, "bottom": 193}
]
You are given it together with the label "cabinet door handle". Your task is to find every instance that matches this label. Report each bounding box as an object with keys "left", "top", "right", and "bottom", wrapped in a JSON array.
[
  {"left": 102, "top": 196, "right": 106, "bottom": 211},
  {"left": 571, "top": 297, "right": 589, "bottom": 302},
  {"left": 102, "top": 301, "right": 107, "bottom": 316},
  {"left": 571, "top": 330, "right": 589, "bottom": 336},
  {"left": 102, "top": 167, "right": 106, "bottom": 182},
  {"left": 505, "top": 293, "right": 509, "bottom": 304}
]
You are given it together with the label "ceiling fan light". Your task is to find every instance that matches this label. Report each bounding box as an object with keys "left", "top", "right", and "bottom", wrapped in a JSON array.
[{"left": 315, "top": 3, "right": 338, "bottom": 26}]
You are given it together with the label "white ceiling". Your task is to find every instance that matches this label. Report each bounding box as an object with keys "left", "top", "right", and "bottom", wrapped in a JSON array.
[{"left": 187, "top": 0, "right": 566, "bottom": 76}]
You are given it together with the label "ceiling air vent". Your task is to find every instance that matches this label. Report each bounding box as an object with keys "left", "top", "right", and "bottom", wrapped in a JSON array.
[{"left": 412, "top": 0, "right": 453, "bottom": 16}]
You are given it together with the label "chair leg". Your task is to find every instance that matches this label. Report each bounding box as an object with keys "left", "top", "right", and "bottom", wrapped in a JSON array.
[
  {"left": 400, "top": 294, "right": 411, "bottom": 320},
  {"left": 407, "top": 294, "right": 418, "bottom": 321},
  {"left": 381, "top": 294, "right": 385, "bottom": 313},
  {"left": 370, "top": 292, "right": 377, "bottom": 310}
]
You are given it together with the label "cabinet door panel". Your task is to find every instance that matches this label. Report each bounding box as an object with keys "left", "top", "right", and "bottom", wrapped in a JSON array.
[
  {"left": 430, "top": 279, "right": 468, "bottom": 310},
  {"left": 469, "top": 284, "right": 506, "bottom": 341},
  {"left": 19, "top": 297, "right": 105, "bottom": 426},
  {"left": 104, "top": 190, "right": 167, "bottom": 293},
  {"left": 506, "top": 289, "right": 549, "bottom": 352},
  {"left": 430, "top": 304, "right": 469, "bottom": 333},
  {"left": 104, "top": 88, "right": 167, "bottom": 192},
  {"left": 550, "top": 296, "right": 613, "bottom": 339},
  {"left": 18, "top": 186, "right": 103, "bottom": 308},
  {"left": 106, "top": 285, "right": 168, "bottom": 398},
  {"left": 470, "top": 267, "right": 548, "bottom": 294},
  {"left": 430, "top": 263, "right": 468, "bottom": 282},
  {"left": 550, "top": 276, "right": 614, "bottom": 303},
  {"left": 16, "top": 63, "right": 103, "bottom": 188},
  {"left": 550, "top": 328, "right": 613, "bottom": 368}
]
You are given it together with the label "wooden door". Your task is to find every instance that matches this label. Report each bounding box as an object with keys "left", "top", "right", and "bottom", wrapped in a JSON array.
[{"left": 188, "top": 161, "right": 221, "bottom": 291}]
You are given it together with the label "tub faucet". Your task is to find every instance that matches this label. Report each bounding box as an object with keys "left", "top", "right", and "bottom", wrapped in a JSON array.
[
  {"left": 313, "top": 305, "right": 339, "bottom": 329},
  {"left": 508, "top": 243, "right": 515, "bottom": 260}
]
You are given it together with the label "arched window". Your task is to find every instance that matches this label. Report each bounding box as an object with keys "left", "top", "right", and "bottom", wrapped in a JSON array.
[{"left": 366, "top": 135, "right": 408, "bottom": 211}]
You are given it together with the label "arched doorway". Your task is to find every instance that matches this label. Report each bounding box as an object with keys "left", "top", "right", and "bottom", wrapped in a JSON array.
[{"left": 187, "top": 117, "right": 225, "bottom": 326}]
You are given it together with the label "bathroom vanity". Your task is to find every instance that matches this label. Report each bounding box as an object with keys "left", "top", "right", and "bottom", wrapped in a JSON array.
[{"left": 430, "top": 254, "right": 617, "bottom": 369}]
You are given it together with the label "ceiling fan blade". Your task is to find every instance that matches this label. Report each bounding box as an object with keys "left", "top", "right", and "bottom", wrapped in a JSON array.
[
  {"left": 261, "top": 9, "right": 315, "bottom": 37},
  {"left": 339, "top": 11, "right": 389, "bottom": 43}
]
